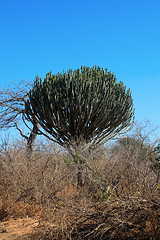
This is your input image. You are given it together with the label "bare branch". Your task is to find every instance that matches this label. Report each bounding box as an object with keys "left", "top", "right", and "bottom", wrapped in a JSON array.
[
  {"left": 0, "top": 80, "right": 39, "bottom": 144},
  {"left": 15, "top": 123, "right": 28, "bottom": 140}
]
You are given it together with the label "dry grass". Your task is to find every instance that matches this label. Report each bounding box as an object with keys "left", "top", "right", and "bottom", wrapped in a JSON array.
[{"left": 0, "top": 124, "right": 160, "bottom": 239}]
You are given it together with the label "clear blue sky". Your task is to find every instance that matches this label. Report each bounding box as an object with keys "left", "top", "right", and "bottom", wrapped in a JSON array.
[{"left": 0, "top": 0, "right": 160, "bottom": 135}]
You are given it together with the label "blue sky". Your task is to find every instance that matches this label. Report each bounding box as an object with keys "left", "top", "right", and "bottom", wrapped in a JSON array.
[{"left": 0, "top": 0, "right": 160, "bottom": 136}]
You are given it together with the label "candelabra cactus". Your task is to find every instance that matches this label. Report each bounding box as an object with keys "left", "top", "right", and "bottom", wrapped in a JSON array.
[{"left": 24, "top": 66, "right": 135, "bottom": 186}]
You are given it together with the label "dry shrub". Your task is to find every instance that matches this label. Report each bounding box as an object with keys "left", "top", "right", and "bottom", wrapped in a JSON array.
[
  {"left": 0, "top": 138, "right": 78, "bottom": 220},
  {"left": 84, "top": 121, "right": 160, "bottom": 202},
  {"left": 0, "top": 121, "right": 159, "bottom": 239},
  {"left": 22, "top": 197, "right": 159, "bottom": 240}
]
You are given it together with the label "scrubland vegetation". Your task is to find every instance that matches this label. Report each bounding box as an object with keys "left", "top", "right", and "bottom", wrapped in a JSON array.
[
  {"left": 0, "top": 67, "right": 159, "bottom": 239},
  {"left": 0, "top": 122, "right": 160, "bottom": 239}
]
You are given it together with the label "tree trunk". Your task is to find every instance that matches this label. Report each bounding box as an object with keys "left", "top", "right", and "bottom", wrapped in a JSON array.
[
  {"left": 26, "top": 123, "right": 39, "bottom": 160},
  {"left": 77, "top": 158, "right": 85, "bottom": 188},
  {"left": 77, "top": 165, "right": 83, "bottom": 187}
]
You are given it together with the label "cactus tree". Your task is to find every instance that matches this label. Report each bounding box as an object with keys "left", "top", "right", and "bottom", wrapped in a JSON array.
[{"left": 24, "top": 66, "right": 135, "bottom": 185}]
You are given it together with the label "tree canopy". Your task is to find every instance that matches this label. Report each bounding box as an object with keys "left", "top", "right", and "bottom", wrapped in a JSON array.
[{"left": 24, "top": 66, "right": 135, "bottom": 151}]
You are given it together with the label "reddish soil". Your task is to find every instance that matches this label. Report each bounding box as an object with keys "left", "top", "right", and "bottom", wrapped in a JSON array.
[{"left": 0, "top": 217, "right": 39, "bottom": 240}]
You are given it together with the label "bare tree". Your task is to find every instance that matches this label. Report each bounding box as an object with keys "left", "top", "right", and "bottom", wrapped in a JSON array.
[{"left": 0, "top": 80, "right": 39, "bottom": 158}]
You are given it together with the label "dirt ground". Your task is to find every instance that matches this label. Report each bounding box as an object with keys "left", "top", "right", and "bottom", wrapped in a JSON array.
[{"left": 0, "top": 217, "right": 39, "bottom": 240}]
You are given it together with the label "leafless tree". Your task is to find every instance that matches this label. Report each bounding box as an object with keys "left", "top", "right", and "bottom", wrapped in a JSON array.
[{"left": 0, "top": 80, "right": 40, "bottom": 158}]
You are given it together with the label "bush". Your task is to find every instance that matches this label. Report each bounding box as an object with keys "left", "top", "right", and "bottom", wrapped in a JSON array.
[{"left": 0, "top": 121, "right": 160, "bottom": 239}]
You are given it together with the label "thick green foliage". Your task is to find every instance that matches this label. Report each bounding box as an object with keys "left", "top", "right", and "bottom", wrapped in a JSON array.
[{"left": 24, "top": 66, "right": 135, "bottom": 148}]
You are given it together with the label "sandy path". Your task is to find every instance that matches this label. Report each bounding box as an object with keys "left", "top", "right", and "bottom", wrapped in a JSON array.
[{"left": 0, "top": 217, "right": 39, "bottom": 240}]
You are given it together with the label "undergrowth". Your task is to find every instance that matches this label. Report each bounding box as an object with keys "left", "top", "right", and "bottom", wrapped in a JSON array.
[{"left": 0, "top": 123, "right": 160, "bottom": 239}]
